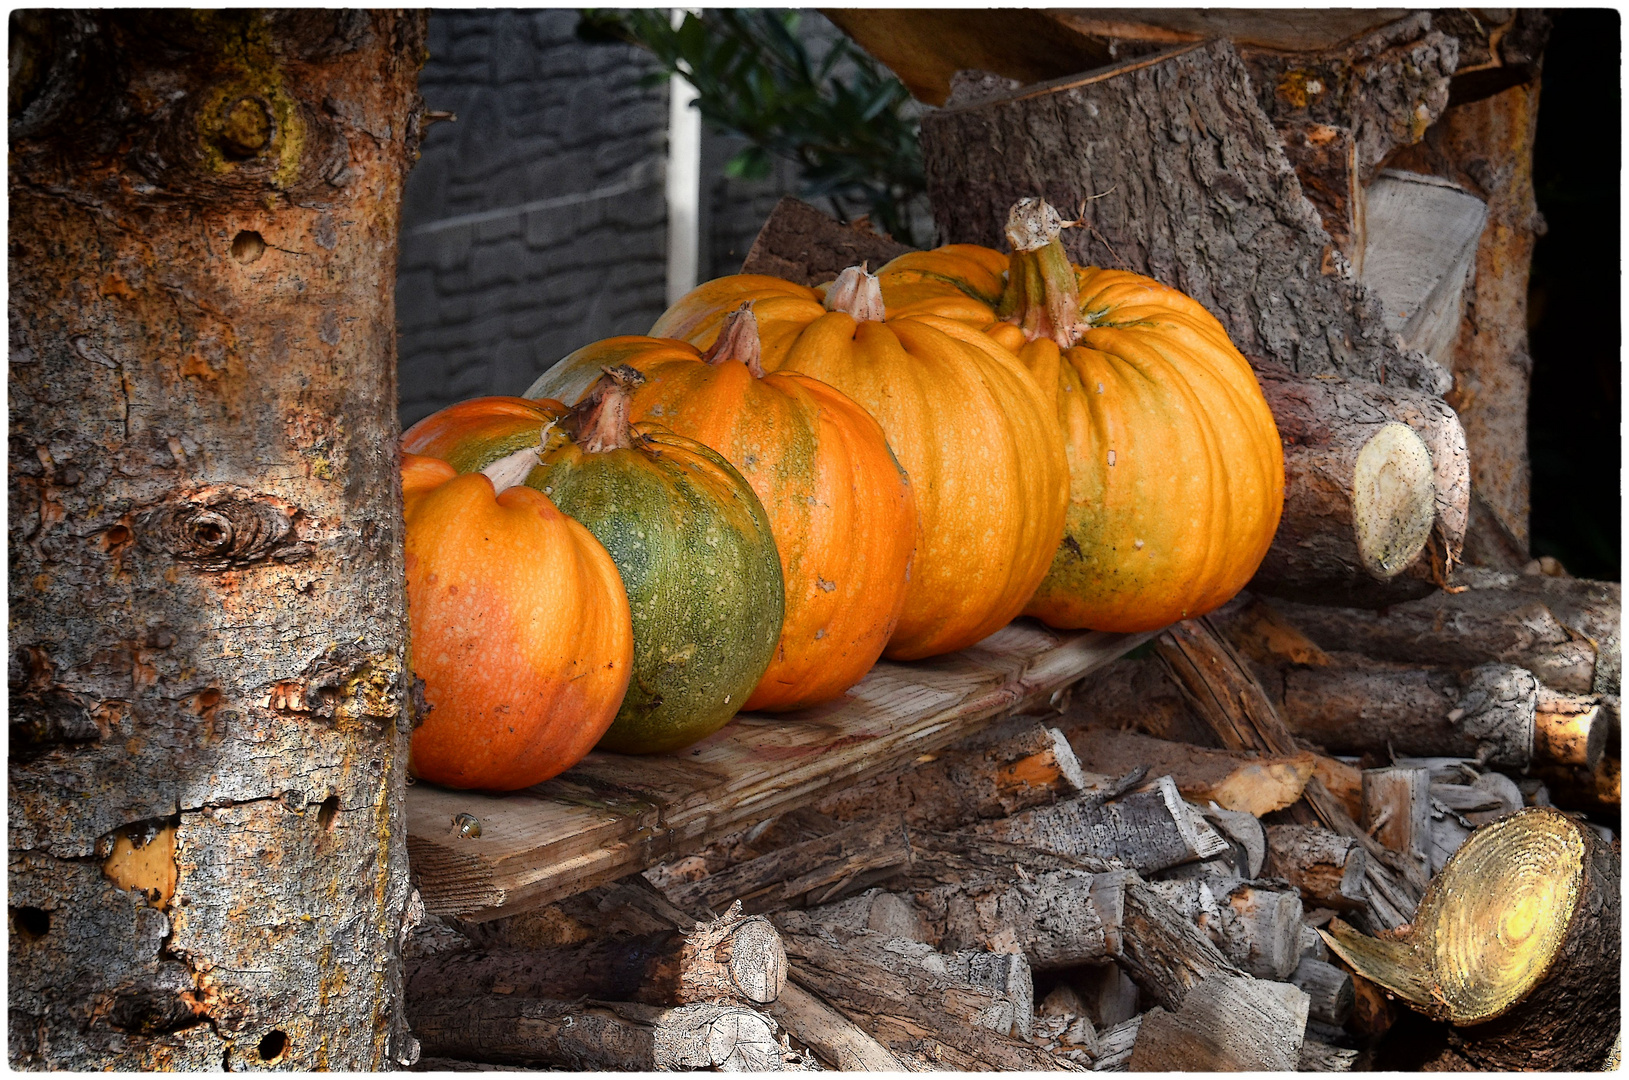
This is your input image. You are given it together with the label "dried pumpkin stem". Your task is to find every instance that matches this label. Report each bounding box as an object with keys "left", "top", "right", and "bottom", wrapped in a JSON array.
[
  {"left": 823, "top": 264, "right": 886, "bottom": 322},
  {"left": 702, "top": 304, "right": 766, "bottom": 378},
  {"left": 568, "top": 364, "right": 646, "bottom": 454},
  {"left": 997, "top": 196, "right": 1088, "bottom": 348},
  {"left": 481, "top": 444, "right": 542, "bottom": 495}
]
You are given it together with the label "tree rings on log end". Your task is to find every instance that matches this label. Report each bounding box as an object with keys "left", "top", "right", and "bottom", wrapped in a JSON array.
[{"left": 1353, "top": 422, "right": 1436, "bottom": 580}]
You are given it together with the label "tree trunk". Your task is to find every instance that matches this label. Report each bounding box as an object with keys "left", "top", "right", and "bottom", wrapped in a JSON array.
[{"left": 8, "top": 11, "right": 424, "bottom": 1069}]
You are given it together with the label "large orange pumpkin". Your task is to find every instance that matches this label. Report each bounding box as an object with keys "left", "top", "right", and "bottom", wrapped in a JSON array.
[
  {"left": 401, "top": 452, "right": 632, "bottom": 790},
  {"left": 876, "top": 197, "right": 1285, "bottom": 632},
  {"left": 648, "top": 266, "right": 1070, "bottom": 661},
  {"left": 599, "top": 307, "right": 916, "bottom": 711}
]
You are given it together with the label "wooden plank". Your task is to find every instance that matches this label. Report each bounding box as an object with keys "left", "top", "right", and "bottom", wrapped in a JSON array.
[{"left": 408, "top": 621, "right": 1155, "bottom": 920}]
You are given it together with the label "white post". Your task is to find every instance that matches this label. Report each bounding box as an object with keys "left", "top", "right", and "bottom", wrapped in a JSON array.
[{"left": 665, "top": 8, "right": 702, "bottom": 305}]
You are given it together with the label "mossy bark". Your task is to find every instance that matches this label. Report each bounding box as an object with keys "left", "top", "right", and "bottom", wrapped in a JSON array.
[{"left": 9, "top": 11, "right": 426, "bottom": 1069}]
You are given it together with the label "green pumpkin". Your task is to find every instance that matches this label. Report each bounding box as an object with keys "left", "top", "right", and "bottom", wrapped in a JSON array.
[{"left": 532, "top": 386, "right": 783, "bottom": 752}]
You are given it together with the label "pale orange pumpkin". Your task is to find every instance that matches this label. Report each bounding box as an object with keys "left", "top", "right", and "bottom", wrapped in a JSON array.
[
  {"left": 401, "top": 452, "right": 632, "bottom": 790},
  {"left": 612, "top": 306, "right": 917, "bottom": 710},
  {"left": 875, "top": 197, "right": 1285, "bottom": 632},
  {"left": 650, "top": 266, "right": 1070, "bottom": 660}
]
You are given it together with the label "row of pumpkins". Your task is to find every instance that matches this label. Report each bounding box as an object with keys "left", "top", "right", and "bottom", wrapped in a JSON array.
[{"left": 402, "top": 198, "right": 1285, "bottom": 791}]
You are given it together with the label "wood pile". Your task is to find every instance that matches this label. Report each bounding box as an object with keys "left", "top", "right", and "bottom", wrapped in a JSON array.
[{"left": 399, "top": 13, "right": 1619, "bottom": 1069}]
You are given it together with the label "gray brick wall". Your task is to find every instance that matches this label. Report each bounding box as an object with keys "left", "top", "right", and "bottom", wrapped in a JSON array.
[{"left": 397, "top": 10, "right": 670, "bottom": 427}]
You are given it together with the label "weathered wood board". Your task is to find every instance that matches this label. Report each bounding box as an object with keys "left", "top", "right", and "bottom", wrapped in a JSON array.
[{"left": 407, "top": 621, "right": 1154, "bottom": 920}]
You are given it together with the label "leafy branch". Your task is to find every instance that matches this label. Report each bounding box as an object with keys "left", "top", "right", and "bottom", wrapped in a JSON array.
[{"left": 578, "top": 9, "right": 927, "bottom": 246}]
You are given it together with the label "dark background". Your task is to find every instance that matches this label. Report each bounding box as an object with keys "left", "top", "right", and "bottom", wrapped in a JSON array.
[{"left": 1527, "top": 8, "right": 1621, "bottom": 580}]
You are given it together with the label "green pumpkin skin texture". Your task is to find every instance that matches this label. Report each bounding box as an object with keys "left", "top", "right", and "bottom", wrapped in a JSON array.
[{"left": 529, "top": 427, "right": 784, "bottom": 754}]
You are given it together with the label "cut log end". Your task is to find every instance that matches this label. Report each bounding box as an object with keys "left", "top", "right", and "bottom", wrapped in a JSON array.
[
  {"left": 1353, "top": 421, "right": 1437, "bottom": 580},
  {"left": 723, "top": 917, "right": 789, "bottom": 1004}
]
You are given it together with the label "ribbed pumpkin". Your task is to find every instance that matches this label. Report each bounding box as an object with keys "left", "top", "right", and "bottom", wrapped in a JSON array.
[
  {"left": 605, "top": 306, "right": 916, "bottom": 710},
  {"left": 649, "top": 266, "right": 1069, "bottom": 660},
  {"left": 401, "top": 452, "right": 632, "bottom": 789},
  {"left": 875, "top": 197, "right": 1285, "bottom": 632},
  {"left": 403, "top": 369, "right": 784, "bottom": 753}
]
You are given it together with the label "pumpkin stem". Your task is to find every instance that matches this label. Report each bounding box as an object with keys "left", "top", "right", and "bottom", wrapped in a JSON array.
[
  {"left": 481, "top": 443, "right": 542, "bottom": 495},
  {"left": 997, "top": 197, "right": 1088, "bottom": 348},
  {"left": 567, "top": 364, "right": 646, "bottom": 454},
  {"left": 702, "top": 304, "right": 766, "bottom": 377},
  {"left": 823, "top": 264, "right": 886, "bottom": 322}
]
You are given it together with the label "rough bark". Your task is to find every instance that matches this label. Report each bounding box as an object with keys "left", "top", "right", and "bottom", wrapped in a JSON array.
[
  {"left": 919, "top": 38, "right": 1443, "bottom": 391},
  {"left": 1091, "top": 1016, "right": 1141, "bottom": 1071},
  {"left": 1387, "top": 78, "right": 1548, "bottom": 557},
  {"left": 1145, "top": 878, "right": 1305, "bottom": 981},
  {"left": 1060, "top": 655, "right": 1219, "bottom": 749},
  {"left": 976, "top": 775, "right": 1230, "bottom": 873},
  {"left": 8, "top": 11, "right": 424, "bottom": 1069},
  {"left": 1289, "top": 957, "right": 1355, "bottom": 1027},
  {"left": 404, "top": 906, "right": 787, "bottom": 1008},
  {"left": 815, "top": 723, "right": 1089, "bottom": 832},
  {"left": 1299, "top": 1038, "right": 1361, "bottom": 1071},
  {"left": 405, "top": 995, "right": 785, "bottom": 1071},
  {"left": 771, "top": 913, "right": 1063, "bottom": 1070},
  {"left": 1281, "top": 655, "right": 1543, "bottom": 766},
  {"left": 1266, "top": 825, "right": 1368, "bottom": 910},
  {"left": 1072, "top": 727, "right": 1316, "bottom": 818},
  {"left": 738, "top": 195, "right": 912, "bottom": 286},
  {"left": 1250, "top": 365, "right": 1471, "bottom": 607},
  {"left": 1129, "top": 972, "right": 1309, "bottom": 1071},
  {"left": 1235, "top": 570, "right": 1621, "bottom": 697}
]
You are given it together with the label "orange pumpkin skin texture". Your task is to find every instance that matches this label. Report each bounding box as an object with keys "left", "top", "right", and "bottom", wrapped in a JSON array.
[
  {"left": 403, "top": 396, "right": 569, "bottom": 473},
  {"left": 622, "top": 310, "right": 917, "bottom": 711},
  {"left": 521, "top": 335, "right": 702, "bottom": 410},
  {"left": 876, "top": 200, "right": 1285, "bottom": 632},
  {"left": 770, "top": 273, "right": 1068, "bottom": 660},
  {"left": 649, "top": 274, "right": 826, "bottom": 358},
  {"left": 401, "top": 453, "right": 632, "bottom": 791}
]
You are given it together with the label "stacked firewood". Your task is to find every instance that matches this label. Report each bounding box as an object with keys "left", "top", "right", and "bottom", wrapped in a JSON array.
[{"left": 399, "top": 565, "right": 1618, "bottom": 1071}]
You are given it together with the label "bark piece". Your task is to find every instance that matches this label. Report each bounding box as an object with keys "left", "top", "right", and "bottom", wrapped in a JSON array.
[
  {"left": 802, "top": 888, "right": 932, "bottom": 944},
  {"left": 1323, "top": 807, "right": 1619, "bottom": 1070},
  {"left": 1238, "top": 571, "right": 1620, "bottom": 697},
  {"left": 766, "top": 981, "right": 904, "bottom": 1072},
  {"left": 7, "top": 14, "right": 426, "bottom": 1068},
  {"left": 1090, "top": 1016, "right": 1141, "bottom": 1071},
  {"left": 407, "top": 995, "right": 785, "bottom": 1071},
  {"left": 1362, "top": 766, "right": 1432, "bottom": 871},
  {"left": 1251, "top": 365, "right": 1472, "bottom": 607},
  {"left": 771, "top": 914, "right": 1062, "bottom": 1070},
  {"left": 1072, "top": 728, "right": 1316, "bottom": 817},
  {"left": 1281, "top": 655, "right": 1543, "bottom": 767},
  {"left": 1299, "top": 1038, "right": 1361, "bottom": 1071},
  {"left": 664, "top": 816, "right": 912, "bottom": 917},
  {"left": 1276, "top": 120, "right": 1364, "bottom": 265},
  {"left": 919, "top": 39, "right": 1440, "bottom": 391},
  {"left": 406, "top": 903, "right": 786, "bottom": 1008},
  {"left": 1289, "top": 956, "right": 1355, "bottom": 1027},
  {"left": 1129, "top": 972, "right": 1310, "bottom": 1071},
  {"left": 739, "top": 195, "right": 912, "bottom": 286},
  {"left": 1147, "top": 878, "right": 1305, "bottom": 981},
  {"left": 816, "top": 723, "right": 1088, "bottom": 831},
  {"left": 1267, "top": 825, "right": 1367, "bottom": 910},
  {"left": 977, "top": 774, "right": 1229, "bottom": 873}
]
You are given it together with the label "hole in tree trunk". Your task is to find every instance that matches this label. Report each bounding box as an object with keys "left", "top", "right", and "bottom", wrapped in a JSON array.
[
  {"left": 11, "top": 906, "right": 50, "bottom": 940},
  {"left": 316, "top": 794, "right": 340, "bottom": 832},
  {"left": 231, "top": 231, "right": 266, "bottom": 263},
  {"left": 257, "top": 1030, "right": 289, "bottom": 1062}
]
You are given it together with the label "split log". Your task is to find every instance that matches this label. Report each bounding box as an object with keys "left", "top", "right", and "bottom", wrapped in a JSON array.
[
  {"left": 1324, "top": 807, "right": 1620, "bottom": 1070},
  {"left": 1361, "top": 766, "right": 1431, "bottom": 871},
  {"left": 1299, "top": 923, "right": 1329, "bottom": 963},
  {"left": 765, "top": 981, "right": 904, "bottom": 1071},
  {"left": 1231, "top": 571, "right": 1621, "bottom": 697},
  {"left": 1035, "top": 984, "right": 1101, "bottom": 1056},
  {"left": 1129, "top": 972, "right": 1310, "bottom": 1071},
  {"left": 798, "top": 888, "right": 932, "bottom": 944},
  {"left": 1091, "top": 1016, "right": 1141, "bottom": 1071},
  {"left": 816, "top": 723, "right": 1089, "bottom": 831},
  {"left": 405, "top": 903, "right": 786, "bottom": 1008},
  {"left": 663, "top": 816, "right": 912, "bottom": 916},
  {"left": 1071, "top": 727, "right": 1315, "bottom": 817},
  {"left": 406, "top": 996, "right": 786, "bottom": 1071},
  {"left": 919, "top": 38, "right": 1443, "bottom": 392},
  {"left": 1298, "top": 1039, "right": 1361, "bottom": 1072},
  {"left": 1289, "top": 957, "right": 1355, "bottom": 1027},
  {"left": 1249, "top": 366, "right": 1471, "bottom": 606},
  {"left": 1281, "top": 655, "right": 1603, "bottom": 769},
  {"left": 1200, "top": 804, "right": 1268, "bottom": 878},
  {"left": 739, "top": 195, "right": 911, "bottom": 287},
  {"left": 1146, "top": 878, "right": 1305, "bottom": 980},
  {"left": 771, "top": 913, "right": 1062, "bottom": 1070},
  {"left": 1085, "top": 964, "right": 1140, "bottom": 1028},
  {"left": 1266, "top": 825, "right": 1366, "bottom": 910}
]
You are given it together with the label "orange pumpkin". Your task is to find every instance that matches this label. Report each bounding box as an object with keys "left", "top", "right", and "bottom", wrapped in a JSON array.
[
  {"left": 609, "top": 306, "right": 917, "bottom": 711},
  {"left": 650, "top": 266, "right": 1070, "bottom": 660},
  {"left": 401, "top": 452, "right": 632, "bottom": 790},
  {"left": 876, "top": 198, "right": 1285, "bottom": 632}
]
